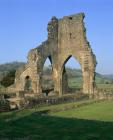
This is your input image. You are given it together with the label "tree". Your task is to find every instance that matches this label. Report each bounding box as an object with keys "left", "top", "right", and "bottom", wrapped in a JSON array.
[{"left": 0, "top": 70, "right": 16, "bottom": 87}]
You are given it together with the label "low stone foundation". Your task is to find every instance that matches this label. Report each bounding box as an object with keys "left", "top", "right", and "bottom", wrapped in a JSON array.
[{"left": 94, "top": 88, "right": 113, "bottom": 100}]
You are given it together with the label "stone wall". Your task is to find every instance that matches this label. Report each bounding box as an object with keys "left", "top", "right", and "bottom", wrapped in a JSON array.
[
  {"left": 94, "top": 88, "right": 113, "bottom": 100},
  {"left": 6, "top": 13, "right": 97, "bottom": 97}
]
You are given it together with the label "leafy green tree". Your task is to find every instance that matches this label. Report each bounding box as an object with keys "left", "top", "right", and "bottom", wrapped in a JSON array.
[{"left": 0, "top": 70, "right": 16, "bottom": 87}]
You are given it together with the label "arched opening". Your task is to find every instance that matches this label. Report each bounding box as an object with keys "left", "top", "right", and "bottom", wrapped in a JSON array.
[
  {"left": 41, "top": 56, "right": 54, "bottom": 96},
  {"left": 24, "top": 76, "right": 32, "bottom": 91},
  {"left": 62, "top": 56, "right": 83, "bottom": 94}
]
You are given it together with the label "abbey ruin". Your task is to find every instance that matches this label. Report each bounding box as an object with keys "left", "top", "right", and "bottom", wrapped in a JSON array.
[{"left": 6, "top": 13, "right": 96, "bottom": 98}]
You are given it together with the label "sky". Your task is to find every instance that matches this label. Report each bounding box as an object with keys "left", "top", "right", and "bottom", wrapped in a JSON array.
[{"left": 0, "top": 0, "right": 113, "bottom": 74}]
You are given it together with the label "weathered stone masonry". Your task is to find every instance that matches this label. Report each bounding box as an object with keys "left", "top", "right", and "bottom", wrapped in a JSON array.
[{"left": 9, "top": 13, "right": 97, "bottom": 96}]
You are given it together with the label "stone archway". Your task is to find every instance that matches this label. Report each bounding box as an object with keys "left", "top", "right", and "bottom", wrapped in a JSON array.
[
  {"left": 41, "top": 56, "right": 54, "bottom": 96},
  {"left": 61, "top": 55, "right": 83, "bottom": 94},
  {"left": 11, "top": 13, "right": 97, "bottom": 98}
]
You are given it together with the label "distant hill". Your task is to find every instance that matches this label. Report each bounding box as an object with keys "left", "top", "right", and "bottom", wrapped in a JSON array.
[
  {"left": 0, "top": 62, "right": 113, "bottom": 88},
  {"left": 0, "top": 62, "right": 25, "bottom": 73},
  {"left": 0, "top": 62, "right": 25, "bottom": 86},
  {"left": 43, "top": 66, "right": 113, "bottom": 85},
  {"left": 102, "top": 74, "right": 113, "bottom": 79}
]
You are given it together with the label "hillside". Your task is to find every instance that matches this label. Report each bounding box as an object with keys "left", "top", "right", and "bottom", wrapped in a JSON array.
[
  {"left": 0, "top": 62, "right": 25, "bottom": 87},
  {"left": 0, "top": 62, "right": 25, "bottom": 73},
  {"left": 103, "top": 74, "right": 113, "bottom": 79},
  {"left": 0, "top": 62, "right": 113, "bottom": 88}
]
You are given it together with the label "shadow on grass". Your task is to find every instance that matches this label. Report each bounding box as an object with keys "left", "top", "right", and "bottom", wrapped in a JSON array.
[{"left": 0, "top": 111, "right": 113, "bottom": 140}]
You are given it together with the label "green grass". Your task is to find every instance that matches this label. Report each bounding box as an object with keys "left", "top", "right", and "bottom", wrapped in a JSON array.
[
  {"left": 0, "top": 100, "right": 113, "bottom": 139},
  {"left": 68, "top": 77, "right": 113, "bottom": 89},
  {"left": 0, "top": 100, "right": 94, "bottom": 121},
  {"left": 51, "top": 100, "right": 113, "bottom": 122},
  {"left": 97, "top": 83, "right": 113, "bottom": 89},
  {"left": 68, "top": 77, "right": 82, "bottom": 88}
]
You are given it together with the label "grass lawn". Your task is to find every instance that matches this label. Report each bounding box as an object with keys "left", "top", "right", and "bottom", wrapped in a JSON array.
[
  {"left": 0, "top": 100, "right": 113, "bottom": 140},
  {"left": 51, "top": 100, "right": 113, "bottom": 122},
  {"left": 97, "top": 83, "right": 113, "bottom": 89}
]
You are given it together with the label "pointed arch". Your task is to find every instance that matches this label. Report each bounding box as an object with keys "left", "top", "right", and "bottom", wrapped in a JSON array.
[
  {"left": 61, "top": 55, "right": 83, "bottom": 94},
  {"left": 41, "top": 56, "right": 54, "bottom": 96},
  {"left": 43, "top": 56, "right": 52, "bottom": 68},
  {"left": 61, "top": 55, "right": 81, "bottom": 72}
]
